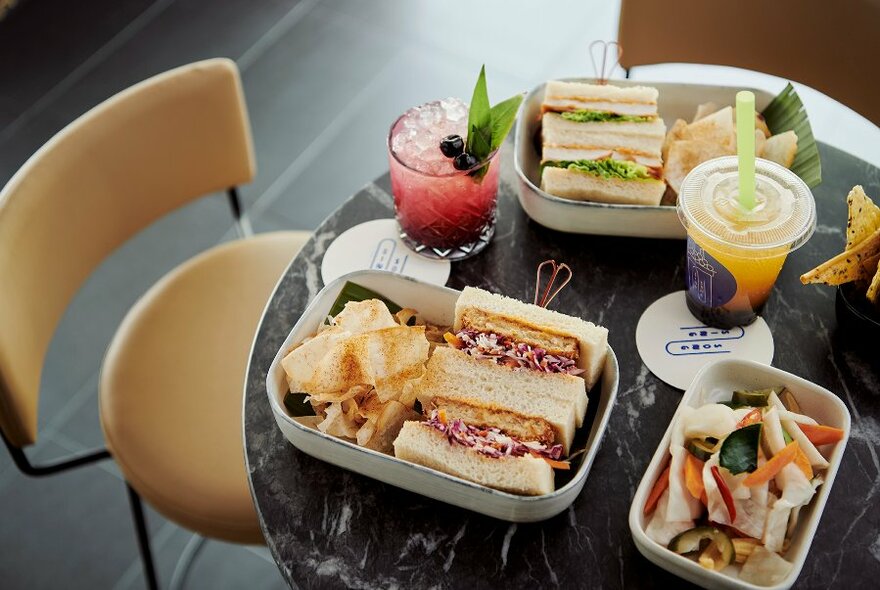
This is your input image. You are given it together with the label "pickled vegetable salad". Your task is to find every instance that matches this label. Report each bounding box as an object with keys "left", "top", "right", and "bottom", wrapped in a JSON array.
[{"left": 643, "top": 387, "right": 844, "bottom": 586}]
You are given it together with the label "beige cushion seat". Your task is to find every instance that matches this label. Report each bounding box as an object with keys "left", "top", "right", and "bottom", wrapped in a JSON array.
[{"left": 100, "top": 231, "right": 308, "bottom": 544}]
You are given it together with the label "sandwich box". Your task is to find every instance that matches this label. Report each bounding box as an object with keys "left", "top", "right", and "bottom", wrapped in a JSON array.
[
  {"left": 266, "top": 270, "right": 620, "bottom": 522},
  {"left": 628, "top": 359, "right": 850, "bottom": 590},
  {"left": 514, "top": 79, "right": 775, "bottom": 239}
]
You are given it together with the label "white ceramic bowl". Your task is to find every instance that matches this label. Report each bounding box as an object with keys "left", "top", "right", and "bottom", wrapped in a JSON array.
[
  {"left": 514, "top": 79, "right": 774, "bottom": 239},
  {"left": 628, "top": 359, "right": 850, "bottom": 590},
  {"left": 266, "top": 270, "right": 620, "bottom": 522}
]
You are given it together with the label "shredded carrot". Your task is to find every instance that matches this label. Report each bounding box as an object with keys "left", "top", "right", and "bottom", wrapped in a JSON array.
[
  {"left": 684, "top": 453, "right": 705, "bottom": 501},
  {"left": 797, "top": 423, "right": 845, "bottom": 446},
  {"left": 644, "top": 464, "right": 671, "bottom": 516},
  {"left": 736, "top": 408, "right": 763, "bottom": 429},
  {"left": 542, "top": 458, "right": 571, "bottom": 470},
  {"left": 793, "top": 445, "right": 814, "bottom": 480},
  {"left": 443, "top": 332, "right": 462, "bottom": 348},
  {"left": 437, "top": 409, "right": 447, "bottom": 424},
  {"left": 743, "top": 440, "right": 799, "bottom": 487}
]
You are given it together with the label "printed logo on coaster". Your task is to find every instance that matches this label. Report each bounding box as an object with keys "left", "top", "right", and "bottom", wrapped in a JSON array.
[
  {"left": 636, "top": 291, "right": 774, "bottom": 390},
  {"left": 686, "top": 237, "right": 737, "bottom": 307},
  {"left": 321, "top": 219, "right": 451, "bottom": 286}
]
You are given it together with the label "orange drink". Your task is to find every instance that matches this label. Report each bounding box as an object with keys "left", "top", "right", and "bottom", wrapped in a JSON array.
[{"left": 678, "top": 157, "right": 816, "bottom": 328}]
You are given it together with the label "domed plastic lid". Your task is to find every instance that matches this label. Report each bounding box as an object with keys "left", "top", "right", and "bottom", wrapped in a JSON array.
[{"left": 677, "top": 156, "right": 816, "bottom": 251}]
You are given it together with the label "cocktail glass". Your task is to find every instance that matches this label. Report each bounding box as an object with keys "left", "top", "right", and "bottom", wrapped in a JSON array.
[{"left": 387, "top": 100, "right": 501, "bottom": 260}]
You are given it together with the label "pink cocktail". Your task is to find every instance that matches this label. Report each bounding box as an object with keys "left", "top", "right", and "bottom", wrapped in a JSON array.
[{"left": 388, "top": 99, "right": 500, "bottom": 260}]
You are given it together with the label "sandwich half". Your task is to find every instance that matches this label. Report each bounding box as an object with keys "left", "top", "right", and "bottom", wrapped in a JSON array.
[
  {"left": 393, "top": 399, "right": 563, "bottom": 496},
  {"left": 540, "top": 80, "right": 667, "bottom": 205},
  {"left": 451, "top": 286, "right": 608, "bottom": 394},
  {"left": 415, "top": 346, "right": 581, "bottom": 452}
]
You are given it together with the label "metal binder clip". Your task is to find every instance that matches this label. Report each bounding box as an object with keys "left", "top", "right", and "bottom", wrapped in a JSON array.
[
  {"left": 589, "top": 40, "right": 623, "bottom": 85},
  {"left": 534, "top": 260, "right": 573, "bottom": 308}
]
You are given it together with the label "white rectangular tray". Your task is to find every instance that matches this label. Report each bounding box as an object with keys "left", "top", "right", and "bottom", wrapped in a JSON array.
[
  {"left": 628, "top": 359, "right": 850, "bottom": 590},
  {"left": 266, "top": 270, "right": 620, "bottom": 522},
  {"left": 514, "top": 79, "right": 774, "bottom": 239}
]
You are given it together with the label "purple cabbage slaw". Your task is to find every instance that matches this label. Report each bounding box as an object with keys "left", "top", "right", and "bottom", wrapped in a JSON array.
[
  {"left": 425, "top": 410, "right": 563, "bottom": 460},
  {"left": 454, "top": 329, "right": 584, "bottom": 376}
]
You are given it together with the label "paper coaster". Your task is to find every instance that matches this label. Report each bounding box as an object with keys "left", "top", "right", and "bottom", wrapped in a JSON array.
[
  {"left": 635, "top": 291, "right": 774, "bottom": 390},
  {"left": 321, "top": 219, "right": 451, "bottom": 286}
]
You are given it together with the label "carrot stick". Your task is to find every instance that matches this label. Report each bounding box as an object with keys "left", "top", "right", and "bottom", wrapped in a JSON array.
[
  {"left": 793, "top": 445, "right": 813, "bottom": 480},
  {"left": 684, "top": 453, "right": 705, "bottom": 500},
  {"left": 743, "top": 440, "right": 799, "bottom": 487},
  {"left": 711, "top": 465, "right": 737, "bottom": 522},
  {"left": 736, "top": 408, "right": 763, "bottom": 429},
  {"left": 542, "top": 457, "right": 571, "bottom": 470},
  {"left": 644, "top": 465, "right": 671, "bottom": 516},
  {"left": 796, "top": 423, "right": 845, "bottom": 446}
]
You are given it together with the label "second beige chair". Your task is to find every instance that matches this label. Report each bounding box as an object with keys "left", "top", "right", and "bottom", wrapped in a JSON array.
[
  {"left": 618, "top": 0, "right": 880, "bottom": 126},
  {"left": 0, "top": 59, "right": 309, "bottom": 588}
]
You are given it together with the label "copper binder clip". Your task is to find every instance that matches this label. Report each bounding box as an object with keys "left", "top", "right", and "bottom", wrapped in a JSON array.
[
  {"left": 534, "top": 260, "right": 572, "bottom": 308},
  {"left": 589, "top": 40, "right": 623, "bottom": 85}
]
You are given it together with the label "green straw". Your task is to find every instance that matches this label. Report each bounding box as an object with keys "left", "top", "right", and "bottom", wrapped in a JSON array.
[{"left": 736, "top": 90, "right": 756, "bottom": 210}]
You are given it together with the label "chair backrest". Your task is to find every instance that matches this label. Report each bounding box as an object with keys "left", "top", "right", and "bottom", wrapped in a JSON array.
[
  {"left": 0, "top": 58, "right": 255, "bottom": 447},
  {"left": 618, "top": 0, "right": 880, "bottom": 126}
]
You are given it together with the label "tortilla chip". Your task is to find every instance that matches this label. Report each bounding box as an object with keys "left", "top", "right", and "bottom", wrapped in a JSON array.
[
  {"left": 763, "top": 131, "right": 798, "bottom": 168},
  {"left": 861, "top": 252, "right": 880, "bottom": 277},
  {"left": 800, "top": 227, "right": 880, "bottom": 285},
  {"left": 684, "top": 106, "right": 736, "bottom": 152},
  {"left": 755, "top": 129, "right": 767, "bottom": 158},
  {"left": 662, "top": 118, "right": 689, "bottom": 163},
  {"left": 334, "top": 299, "right": 397, "bottom": 333},
  {"left": 693, "top": 102, "right": 719, "bottom": 122},
  {"left": 867, "top": 266, "right": 880, "bottom": 304},
  {"left": 846, "top": 185, "right": 880, "bottom": 250},
  {"left": 755, "top": 113, "right": 771, "bottom": 138},
  {"left": 664, "top": 139, "right": 734, "bottom": 194}
]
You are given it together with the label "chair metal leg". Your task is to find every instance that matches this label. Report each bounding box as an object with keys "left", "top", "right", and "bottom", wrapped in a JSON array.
[
  {"left": 226, "top": 187, "right": 253, "bottom": 238},
  {"left": 2, "top": 429, "right": 110, "bottom": 477},
  {"left": 127, "top": 484, "right": 159, "bottom": 590},
  {"left": 169, "top": 534, "right": 207, "bottom": 590}
]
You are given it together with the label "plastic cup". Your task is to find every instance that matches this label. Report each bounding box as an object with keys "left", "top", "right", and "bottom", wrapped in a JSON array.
[{"left": 677, "top": 156, "right": 816, "bottom": 328}]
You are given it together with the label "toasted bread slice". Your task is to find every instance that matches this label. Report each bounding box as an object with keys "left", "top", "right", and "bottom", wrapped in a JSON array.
[
  {"left": 393, "top": 422, "right": 554, "bottom": 495},
  {"left": 416, "top": 347, "right": 583, "bottom": 451},
  {"left": 541, "top": 166, "right": 666, "bottom": 206}
]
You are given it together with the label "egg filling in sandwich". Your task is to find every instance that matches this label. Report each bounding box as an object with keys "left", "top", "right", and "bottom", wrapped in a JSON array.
[{"left": 539, "top": 80, "right": 667, "bottom": 205}]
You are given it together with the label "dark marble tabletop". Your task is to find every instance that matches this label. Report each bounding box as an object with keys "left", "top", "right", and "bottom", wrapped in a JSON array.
[{"left": 244, "top": 140, "right": 880, "bottom": 590}]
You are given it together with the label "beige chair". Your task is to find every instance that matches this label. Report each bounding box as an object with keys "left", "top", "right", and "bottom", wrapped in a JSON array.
[
  {"left": 0, "top": 59, "right": 310, "bottom": 587},
  {"left": 618, "top": 0, "right": 880, "bottom": 126}
]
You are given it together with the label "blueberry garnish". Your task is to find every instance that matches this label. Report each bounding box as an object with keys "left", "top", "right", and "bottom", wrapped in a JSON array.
[
  {"left": 440, "top": 134, "right": 464, "bottom": 158},
  {"left": 453, "top": 152, "right": 479, "bottom": 171}
]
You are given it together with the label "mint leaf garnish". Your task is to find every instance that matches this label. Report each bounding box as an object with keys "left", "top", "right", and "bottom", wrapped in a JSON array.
[
  {"left": 466, "top": 65, "right": 491, "bottom": 161},
  {"left": 489, "top": 94, "right": 524, "bottom": 151},
  {"left": 463, "top": 66, "right": 524, "bottom": 181}
]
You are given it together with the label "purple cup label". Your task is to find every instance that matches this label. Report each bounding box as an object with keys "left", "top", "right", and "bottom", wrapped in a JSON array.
[{"left": 686, "top": 237, "right": 737, "bottom": 307}]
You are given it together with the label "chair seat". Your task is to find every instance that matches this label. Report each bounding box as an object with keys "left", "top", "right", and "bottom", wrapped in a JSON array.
[{"left": 100, "top": 230, "right": 309, "bottom": 544}]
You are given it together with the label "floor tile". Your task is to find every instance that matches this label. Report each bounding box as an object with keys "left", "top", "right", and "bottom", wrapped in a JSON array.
[
  {"left": 0, "top": 0, "right": 156, "bottom": 128},
  {"left": 120, "top": 528, "right": 286, "bottom": 590},
  {"left": 237, "top": 1, "right": 399, "bottom": 212},
  {"left": 0, "top": 0, "right": 310, "bottom": 186},
  {"left": 0, "top": 441, "right": 145, "bottom": 588}
]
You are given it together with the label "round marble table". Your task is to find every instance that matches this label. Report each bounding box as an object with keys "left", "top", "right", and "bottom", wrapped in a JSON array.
[{"left": 244, "top": 142, "right": 880, "bottom": 589}]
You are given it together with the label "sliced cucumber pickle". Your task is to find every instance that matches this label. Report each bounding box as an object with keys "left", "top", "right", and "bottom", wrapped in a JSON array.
[
  {"left": 731, "top": 387, "right": 781, "bottom": 407},
  {"left": 668, "top": 526, "right": 734, "bottom": 567},
  {"left": 687, "top": 438, "right": 717, "bottom": 461}
]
